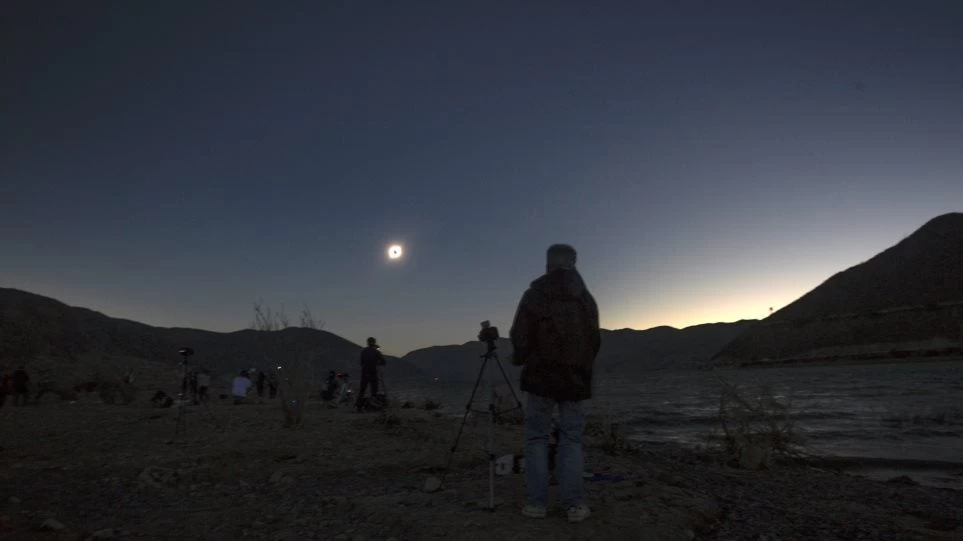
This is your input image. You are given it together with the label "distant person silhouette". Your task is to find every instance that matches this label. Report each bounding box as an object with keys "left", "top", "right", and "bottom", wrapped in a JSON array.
[
  {"left": 268, "top": 372, "right": 278, "bottom": 399},
  {"left": 256, "top": 371, "right": 267, "bottom": 398},
  {"left": 0, "top": 368, "right": 11, "bottom": 408},
  {"left": 356, "top": 337, "right": 385, "bottom": 411},
  {"left": 12, "top": 366, "right": 30, "bottom": 407},
  {"left": 510, "top": 244, "right": 600, "bottom": 523}
]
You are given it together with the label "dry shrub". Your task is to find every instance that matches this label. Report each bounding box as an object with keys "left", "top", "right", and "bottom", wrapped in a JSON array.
[
  {"left": 586, "top": 418, "right": 635, "bottom": 455},
  {"left": 717, "top": 382, "right": 807, "bottom": 469},
  {"left": 252, "top": 301, "right": 320, "bottom": 428},
  {"left": 374, "top": 411, "right": 403, "bottom": 428},
  {"left": 97, "top": 376, "right": 137, "bottom": 405}
]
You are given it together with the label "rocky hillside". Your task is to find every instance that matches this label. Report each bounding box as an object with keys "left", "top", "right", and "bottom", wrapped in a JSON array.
[
  {"left": 715, "top": 213, "right": 963, "bottom": 365},
  {"left": 402, "top": 321, "right": 756, "bottom": 382},
  {"left": 0, "top": 288, "right": 422, "bottom": 389}
]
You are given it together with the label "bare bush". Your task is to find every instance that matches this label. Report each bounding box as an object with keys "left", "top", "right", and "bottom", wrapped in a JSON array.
[
  {"left": 299, "top": 304, "right": 324, "bottom": 331},
  {"left": 251, "top": 300, "right": 325, "bottom": 428},
  {"left": 252, "top": 300, "right": 288, "bottom": 332},
  {"left": 585, "top": 418, "right": 635, "bottom": 455},
  {"left": 717, "top": 382, "right": 808, "bottom": 469}
]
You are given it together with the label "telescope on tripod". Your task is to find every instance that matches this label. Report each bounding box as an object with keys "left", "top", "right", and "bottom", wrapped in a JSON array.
[{"left": 173, "top": 347, "right": 220, "bottom": 437}]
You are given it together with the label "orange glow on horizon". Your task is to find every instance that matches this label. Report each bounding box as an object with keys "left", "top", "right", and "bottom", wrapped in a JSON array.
[{"left": 604, "top": 286, "right": 813, "bottom": 331}]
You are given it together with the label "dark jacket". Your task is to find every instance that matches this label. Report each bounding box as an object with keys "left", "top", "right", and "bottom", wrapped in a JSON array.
[
  {"left": 360, "top": 346, "right": 385, "bottom": 374},
  {"left": 510, "top": 268, "right": 601, "bottom": 401}
]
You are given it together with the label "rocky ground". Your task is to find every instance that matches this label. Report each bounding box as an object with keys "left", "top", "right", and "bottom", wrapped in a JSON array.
[{"left": 1, "top": 395, "right": 961, "bottom": 541}]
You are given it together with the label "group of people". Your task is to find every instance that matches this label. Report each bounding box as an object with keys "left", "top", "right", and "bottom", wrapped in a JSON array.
[
  {"left": 0, "top": 366, "right": 30, "bottom": 408},
  {"left": 185, "top": 369, "right": 212, "bottom": 404},
  {"left": 319, "top": 337, "right": 387, "bottom": 411},
  {"left": 230, "top": 369, "right": 279, "bottom": 404}
]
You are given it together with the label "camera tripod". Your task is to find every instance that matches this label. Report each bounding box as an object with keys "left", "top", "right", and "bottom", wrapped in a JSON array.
[
  {"left": 443, "top": 340, "right": 523, "bottom": 511},
  {"left": 173, "top": 350, "right": 221, "bottom": 438}
]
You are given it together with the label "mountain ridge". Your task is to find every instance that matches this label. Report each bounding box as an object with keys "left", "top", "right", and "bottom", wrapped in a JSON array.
[
  {"left": 0, "top": 287, "right": 755, "bottom": 389},
  {"left": 714, "top": 212, "right": 963, "bottom": 364},
  {"left": 402, "top": 320, "right": 758, "bottom": 382}
]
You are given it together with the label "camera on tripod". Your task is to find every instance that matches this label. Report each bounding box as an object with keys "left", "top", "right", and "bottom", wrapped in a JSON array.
[
  {"left": 478, "top": 321, "right": 499, "bottom": 352},
  {"left": 441, "top": 320, "right": 522, "bottom": 509},
  {"left": 178, "top": 347, "right": 194, "bottom": 361}
]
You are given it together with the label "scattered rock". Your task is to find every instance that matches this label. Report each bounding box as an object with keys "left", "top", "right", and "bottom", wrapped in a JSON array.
[
  {"left": 137, "top": 466, "right": 179, "bottom": 488},
  {"left": 422, "top": 476, "right": 442, "bottom": 493},
  {"left": 40, "top": 518, "right": 65, "bottom": 531},
  {"left": 333, "top": 535, "right": 348, "bottom": 541},
  {"left": 927, "top": 516, "right": 960, "bottom": 532},
  {"left": 886, "top": 475, "right": 919, "bottom": 486},
  {"left": 352, "top": 535, "right": 366, "bottom": 541},
  {"left": 269, "top": 471, "right": 286, "bottom": 484},
  {"left": 656, "top": 472, "right": 683, "bottom": 486},
  {"left": 8, "top": 497, "right": 21, "bottom": 504},
  {"left": 397, "top": 493, "right": 430, "bottom": 507},
  {"left": 90, "top": 528, "right": 115, "bottom": 539},
  {"left": 272, "top": 529, "right": 297, "bottom": 540}
]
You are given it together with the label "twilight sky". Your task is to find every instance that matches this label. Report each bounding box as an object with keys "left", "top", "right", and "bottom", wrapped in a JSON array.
[{"left": 2, "top": 2, "right": 962, "bottom": 355}]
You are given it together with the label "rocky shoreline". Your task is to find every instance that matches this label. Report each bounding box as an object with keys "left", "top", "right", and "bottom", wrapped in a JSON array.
[{"left": 1, "top": 398, "right": 961, "bottom": 540}]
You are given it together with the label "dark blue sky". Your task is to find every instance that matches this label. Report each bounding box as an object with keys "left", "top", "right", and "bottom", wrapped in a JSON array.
[{"left": 3, "top": 2, "right": 962, "bottom": 355}]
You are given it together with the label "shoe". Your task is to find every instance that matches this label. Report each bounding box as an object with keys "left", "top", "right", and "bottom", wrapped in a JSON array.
[
  {"left": 521, "top": 505, "right": 547, "bottom": 519},
  {"left": 567, "top": 505, "right": 591, "bottom": 523}
]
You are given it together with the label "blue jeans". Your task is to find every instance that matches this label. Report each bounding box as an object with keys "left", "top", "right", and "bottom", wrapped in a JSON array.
[{"left": 524, "top": 393, "right": 586, "bottom": 508}]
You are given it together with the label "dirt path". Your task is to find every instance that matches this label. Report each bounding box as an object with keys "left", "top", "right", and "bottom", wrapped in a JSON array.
[{"left": 1, "top": 398, "right": 961, "bottom": 540}]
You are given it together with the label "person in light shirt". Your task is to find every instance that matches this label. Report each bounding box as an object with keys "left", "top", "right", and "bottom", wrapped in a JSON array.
[
  {"left": 231, "top": 371, "right": 251, "bottom": 404},
  {"left": 196, "top": 369, "right": 211, "bottom": 403}
]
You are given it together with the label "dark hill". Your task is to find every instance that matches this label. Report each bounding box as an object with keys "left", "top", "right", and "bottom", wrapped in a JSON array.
[
  {"left": 714, "top": 213, "right": 963, "bottom": 365},
  {"left": 0, "top": 288, "right": 422, "bottom": 388},
  {"left": 402, "top": 321, "right": 756, "bottom": 383}
]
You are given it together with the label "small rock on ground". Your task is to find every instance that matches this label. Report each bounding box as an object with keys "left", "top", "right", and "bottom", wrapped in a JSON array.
[
  {"left": 422, "top": 476, "right": 441, "bottom": 493},
  {"left": 40, "top": 518, "right": 66, "bottom": 531}
]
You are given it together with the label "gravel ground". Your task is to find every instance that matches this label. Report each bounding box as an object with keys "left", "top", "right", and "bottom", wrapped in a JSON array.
[{"left": 1, "top": 397, "right": 961, "bottom": 541}]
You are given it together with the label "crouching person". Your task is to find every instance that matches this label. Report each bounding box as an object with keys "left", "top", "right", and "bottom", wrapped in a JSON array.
[
  {"left": 510, "top": 244, "right": 600, "bottom": 523},
  {"left": 232, "top": 371, "right": 251, "bottom": 404}
]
